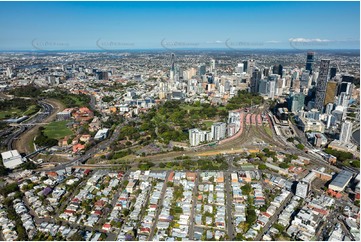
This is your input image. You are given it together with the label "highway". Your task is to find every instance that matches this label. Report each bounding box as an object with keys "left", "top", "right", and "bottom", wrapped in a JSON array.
[
  {"left": 5, "top": 101, "right": 54, "bottom": 151},
  {"left": 45, "top": 124, "right": 122, "bottom": 171}
]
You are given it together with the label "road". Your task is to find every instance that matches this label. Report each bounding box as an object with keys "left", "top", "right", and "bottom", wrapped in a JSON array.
[
  {"left": 148, "top": 171, "right": 170, "bottom": 240},
  {"left": 224, "top": 171, "right": 235, "bottom": 240},
  {"left": 254, "top": 192, "right": 293, "bottom": 241},
  {"left": 44, "top": 124, "right": 122, "bottom": 171},
  {"left": 188, "top": 173, "right": 199, "bottom": 240},
  {"left": 5, "top": 102, "right": 51, "bottom": 151}
]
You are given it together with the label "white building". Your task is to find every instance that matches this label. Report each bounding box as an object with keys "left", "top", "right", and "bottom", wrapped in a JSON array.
[
  {"left": 1, "top": 150, "right": 24, "bottom": 169},
  {"left": 189, "top": 129, "right": 201, "bottom": 147},
  {"left": 339, "top": 120, "right": 353, "bottom": 144},
  {"left": 94, "top": 128, "right": 109, "bottom": 141},
  {"left": 296, "top": 181, "right": 309, "bottom": 199},
  {"left": 211, "top": 122, "right": 226, "bottom": 141}
]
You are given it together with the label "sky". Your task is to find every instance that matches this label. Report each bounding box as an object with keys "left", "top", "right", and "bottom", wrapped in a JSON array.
[{"left": 0, "top": 1, "right": 359, "bottom": 51}]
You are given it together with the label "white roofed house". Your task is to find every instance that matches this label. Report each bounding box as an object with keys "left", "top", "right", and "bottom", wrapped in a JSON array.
[{"left": 1, "top": 150, "right": 24, "bottom": 169}]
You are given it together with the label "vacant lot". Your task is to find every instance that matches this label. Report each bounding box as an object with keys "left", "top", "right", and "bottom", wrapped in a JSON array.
[{"left": 44, "top": 120, "right": 73, "bottom": 139}]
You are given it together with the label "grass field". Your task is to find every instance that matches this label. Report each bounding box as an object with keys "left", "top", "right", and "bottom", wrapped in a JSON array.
[
  {"left": 44, "top": 120, "right": 73, "bottom": 139},
  {"left": 23, "top": 105, "right": 40, "bottom": 116},
  {"left": 180, "top": 104, "right": 203, "bottom": 111},
  {"left": 0, "top": 108, "right": 21, "bottom": 119},
  {"left": 202, "top": 120, "right": 214, "bottom": 129},
  {"left": 263, "top": 126, "right": 273, "bottom": 136},
  {"left": 0, "top": 105, "right": 40, "bottom": 120}
]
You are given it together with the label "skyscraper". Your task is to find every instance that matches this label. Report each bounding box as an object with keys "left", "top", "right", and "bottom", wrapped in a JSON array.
[
  {"left": 210, "top": 59, "right": 216, "bottom": 72},
  {"left": 171, "top": 53, "right": 175, "bottom": 71},
  {"left": 288, "top": 92, "right": 305, "bottom": 113},
  {"left": 329, "top": 67, "right": 337, "bottom": 79},
  {"left": 272, "top": 64, "right": 283, "bottom": 77},
  {"left": 250, "top": 68, "right": 261, "bottom": 93},
  {"left": 242, "top": 60, "right": 248, "bottom": 73},
  {"left": 198, "top": 64, "right": 206, "bottom": 76},
  {"left": 247, "top": 59, "right": 256, "bottom": 75},
  {"left": 306, "top": 52, "right": 315, "bottom": 74},
  {"left": 235, "top": 63, "right": 244, "bottom": 74},
  {"left": 314, "top": 59, "right": 330, "bottom": 112},
  {"left": 339, "top": 120, "right": 353, "bottom": 144},
  {"left": 170, "top": 53, "right": 176, "bottom": 82}
]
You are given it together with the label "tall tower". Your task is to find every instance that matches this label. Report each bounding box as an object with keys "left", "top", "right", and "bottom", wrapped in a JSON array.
[
  {"left": 339, "top": 120, "right": 353, "bottom": 144},
  {"left": 171, "top": 53, "right": 175, "bottom": 71},
  {"left": 314, "top": 59, "right": 330, "bottom": 112},
  {"left": 306, "top": 52, "right": 315, "bottom": 74},
  {"left": 250, "top": 68, "right": 261, "bottom": 93},
  {"left": 170, "top": 53, "right": 175, "bottom": 83},
  {"left": 210, "top": 59, "right": 216, "bottom": 72}
]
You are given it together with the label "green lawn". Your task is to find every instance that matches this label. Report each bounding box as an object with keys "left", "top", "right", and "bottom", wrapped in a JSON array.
[
  {"left": 0, "top": 105, "right": 40, "bottom": 120},
  {"left": 44, "top": 121, "right": 73, "bottom": 139},
  {"left": 0, "top": 108, "right": 21, "bottom": 119},
  {"left": 202, "top": 121, "right": 214, "bottom": 129},
  {"left": 180, "top": 104, "right": 203, "bottom": 111},
  {"left": 23, "top": 105, "right": 40, "bottom": 116},
  {"left": 263, "top": 126, "right": 273, "bottom": 137}
]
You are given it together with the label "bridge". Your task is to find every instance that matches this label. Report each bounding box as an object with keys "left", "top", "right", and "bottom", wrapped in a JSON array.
[{"left": 24, "top": 147, "right": 48, "bottom": 158}]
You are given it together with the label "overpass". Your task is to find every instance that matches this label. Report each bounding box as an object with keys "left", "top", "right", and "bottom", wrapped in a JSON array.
[{"left": 24, "top": 147, "right": 48, "bottom": 158}]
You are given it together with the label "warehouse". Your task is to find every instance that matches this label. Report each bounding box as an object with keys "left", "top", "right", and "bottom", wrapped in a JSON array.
[
  {"left": 1, "top": 150, "right": 24, "bottom": 169},
  {"left": 328, "top": 170, "right": 353, "bottom": 192}
]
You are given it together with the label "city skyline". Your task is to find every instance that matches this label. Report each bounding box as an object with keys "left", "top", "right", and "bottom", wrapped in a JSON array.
[{"left": 0, "top": 1, "right": 360, "bottom": 51}]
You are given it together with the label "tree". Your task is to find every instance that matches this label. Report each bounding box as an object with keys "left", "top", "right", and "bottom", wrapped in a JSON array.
[
  {"left": 296, "top": 143, "right": 305, "bottom": 150},
  {"left": 69, "top": 232, "right": 84, "bottom": 241},
  {"left": 241, "top": 183, "right": 252, "bottom": 195},
  {"left": 246, "top": 208, "right": 257, "bottom": 224},
  {"left": 258, "top": 164, "right": 267, "bottom": 170},
  {"left": 1, "top": 183, "right": 19, "bottom": 196},
  {"left": 273, "top": 223, "right": 285, "bottom": 233}
]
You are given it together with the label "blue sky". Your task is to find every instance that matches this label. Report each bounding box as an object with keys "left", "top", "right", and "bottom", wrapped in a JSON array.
[{"left": 0, "top": 1, "right": 359, "bottom": 50}]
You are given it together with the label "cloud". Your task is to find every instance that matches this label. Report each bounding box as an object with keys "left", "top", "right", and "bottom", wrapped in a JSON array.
[
  {"left": 289, "top": 38, "right": 332, "bottom": 43},
  {"left": 266, "top": 40, "right": 281, "bottom": 44},
  {"left": 205, "top": 40, "right": 224, "bottom": 44}
]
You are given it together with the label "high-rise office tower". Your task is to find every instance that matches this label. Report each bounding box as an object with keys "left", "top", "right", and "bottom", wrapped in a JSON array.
[
  {"left": 250, "top": 68, "right": 262, "bottom": 93},
  {"left": 263, "top": 67, "right": 270, "bottom": 77},
  {"left": 306, "top": 52, "right": 315, "bottom": 74},
  {"left": 329, "top": 67, "right": 337, "bottom": 79},
  {"left": 242, "top": 60, "right": 248, "bottom": 73},
  {"left": 258, "top": 79, "right": 268, "bottom": 95},
  {"left": 288, "top": 92, "right": 305, "bottom": 113},
  {"left": 268, "top": 80, "right": 276, "bottom": 100},
  {"left": 198, "top": 64, "right": 206, "bottom": 76},
  {"left": 278, "top": 64, "right": 283, "bottom": 78},
  {"left": 210, "top": 59, "right": 216, "bottom": 72},
  {"left": 314, "top": 59, "right": 330, "bottom": 112},
  {"left": 272, "top": 64, "right": 283, "bottom": 77},
  {"left": 247, "top": 59, "right": 256, "bottom": 75},
  {"left": 339, "top": 120, "right": 353, "bottom": 144},
  {"left": 235, "top": 63, "right": 244, "bottom": 74},
  {"left": 337, "top": 82, "right": 353, "bottom": 96},
  {"left": 170, "top": 53, "right": 176, "bottom": 82},
  {"left": 171, "top": 53, "right": 175, "bottom": 71}
]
